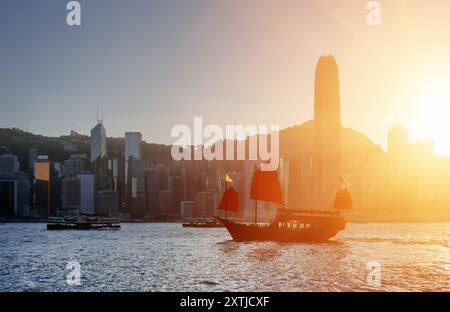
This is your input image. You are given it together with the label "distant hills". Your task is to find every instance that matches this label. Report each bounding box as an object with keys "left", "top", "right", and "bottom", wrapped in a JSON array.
[
  {"left": 280, "top": 120, "right": 386, "bottom": 166},
  {"left": 0, "top": 128, "right": 172, "bottom": 172},
  {"left": 1, "top": 122, "right": 385, "bottom": 175}
]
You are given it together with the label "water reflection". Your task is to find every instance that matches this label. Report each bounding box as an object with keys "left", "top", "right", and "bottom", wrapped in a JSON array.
[{"left": 0, "top": 223, "right": 449, "bottom": 291}]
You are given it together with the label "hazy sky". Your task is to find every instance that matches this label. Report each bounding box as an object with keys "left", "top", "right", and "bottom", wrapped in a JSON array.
[{"left": 2, "top": 0, "right": 450, "bottom": 155}]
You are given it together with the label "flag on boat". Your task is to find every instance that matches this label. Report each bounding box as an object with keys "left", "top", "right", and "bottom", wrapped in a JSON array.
[
  {"left": 218, "top": 187, "right": 239, "bottom": 212},
  {"left": 225, "top": 173, "right": 233, "bottom": 183}
]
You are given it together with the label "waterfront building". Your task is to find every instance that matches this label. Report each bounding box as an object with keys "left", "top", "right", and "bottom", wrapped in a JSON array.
[
  {"left": 96, "top": 190, "right": 120, "bottom": 217},
  {"left": 124, "top": 132, "right": 142, "bottom": 184},
  {"left": 63, "top": 154, "right": 88, "bottom": 178},
  {"left": 126, "top": 156, "right": 146, "bottom": 218},
  {"left": 0, "top": 154, "right": 20, "bottom": 172},
  {"left": 145, "top": 167, "right": 160, "bottom": 218},
  {"left": 90, "top": 121, "right": 106, "bottom": 163},
  {"left": 0, "top": 154, "right": 30, "bottom": 216},
  {"left": 194, "top": 191, "right": 221, "bottom": 218},
  {"left": 157, "top": 164, "right": 170, "bottom": 190},
  {"left": 35, "top": 156, "right": 52, "bottom": 216},
  {"left": 61, "top": 177, "right": 81, "bottom": 215},
  {"left": 313, "top": 55, "right": 342, "bottom": 210},
  {"left": 158, "top": 189, "right": 174, "bottom": 217},
  {"left": 78, "top": 171, "right": 95, "bottom": 215},
  {"left": 180, "top": 201, "right": 195, "bottom": 219}
]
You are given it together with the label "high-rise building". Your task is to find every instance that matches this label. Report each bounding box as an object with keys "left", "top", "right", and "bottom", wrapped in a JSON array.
[
  {"left": 126, "top": 156, "right": 146, "bottom": 218},
  {"left": 0, "top": 154, "right": 30, "bottom": 216},
  {"left": 63, "top": 154, "right": 88, "bottom": 178},
  {"left": 125, "top": 132, "right": 142, "bottom": 160},
  {"left": 125, "top": 132, "right": 142, "bottom": 182},
  {"left": 0, "top": 154, "right": 20, "bottom": 173},
  {"left": 90, "top": 122, "right": 106, "bottom": 163},
  {"left": 388, "top": 124, "right": 409, "bottom": 157},
  {"left": 96, "top": 191, "right": 120, "bottom": 217},
  {"left": 157, "top": 164, "right": 170, "bottom": 190},
  {"left": 170, "top": 168, "right": 187, "bottom": 215},
  {"left": 90, "top": 119, "right": 111, "bottom": 195},
  {"left": 107, "top": 150, "right": 124, "bottom": 209},
  {"left": 78, "top": 172, "right": 95, "bottom": 215},
  {"left": 313, "top": 55, "right": 342, "bottom": 209},
  {"left": 280, "top": 156, "right": 313, "bottom": 210},
  {"left": 28, "top": 148, "right": 38, "bottom": 177},
  {"left": 194, "top": 192, "right": 221, "bottom": 218},
  {"left": 180, "top": 201, "right": 195, "bottom": 219},
  {"left": 158, "top": 189, "right": 174, "bottom": 216},
  {"left": 35, "top": 156, "right": 52, "bottom": 216},
  {"left": 61, "top": 177, "right": 81, "bottom": 215},
  {"left": 145, "top": 167, "right": 160, "bottom": 218}
]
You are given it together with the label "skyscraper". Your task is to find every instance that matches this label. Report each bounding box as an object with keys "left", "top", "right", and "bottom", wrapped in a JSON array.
[
  {"left": 90, "top": 122, "right": 106, "bottom": 163},
  {"left": 78, "top": 172, "right": 95, "bottom": 215},
  {"left": 388, "top": 124, "right": 409, "bottom": 158},
  {"left": 124, "top": 132, "right": 142, "bottom": 185},
  {"left": 90, "top": 116, "right": 111, "bottom": 196},
  {"left": 126, "top": 156, "right": 146, "bottom": 218},
  {"left": 0, "top": 154, "right": 20, "bottom": 172},
  {"left": 28, "top": 148, "right": 38, "bottom": 177},
  {"left": 313, "top": 55, "right": 342, "bottom": 209},
  {"left": 0, "top": 153, "right": 30, "bottom": 216},
  {"left": 145, "top": 167, "right": 160, "bottom": 219},
  {"left": 61, "top": 177, "right": 81, "bottom": 215},
  {"left": 63, "top": 154, "right": 88, "bottom": 178},
  {"left": 35, "top": 156, "right": 52, "bottom": 216}
]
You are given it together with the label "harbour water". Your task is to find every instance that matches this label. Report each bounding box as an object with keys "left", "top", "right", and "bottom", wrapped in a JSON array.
[{"left": 0, "top": 223, "right": 449, "bottom": 291}]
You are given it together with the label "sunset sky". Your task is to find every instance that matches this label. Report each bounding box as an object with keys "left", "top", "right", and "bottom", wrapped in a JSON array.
[{"left": 2, "top": 0, "right": 450, "bottom": 155}]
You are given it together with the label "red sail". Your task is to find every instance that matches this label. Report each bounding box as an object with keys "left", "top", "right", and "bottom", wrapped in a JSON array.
[
  {"left": 250, "top": 168, "right": 284, "bottom": 205},
  {"left": 218, "top": 187, "right": 239, "bottom": 212},
  {"left": 333, "top": 188, "right": 352, "bottom": 210}
]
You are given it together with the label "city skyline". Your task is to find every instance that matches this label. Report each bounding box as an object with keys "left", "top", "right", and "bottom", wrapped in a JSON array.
[{"left": 2, "top": 1, "right": 450, "bottom": 156}]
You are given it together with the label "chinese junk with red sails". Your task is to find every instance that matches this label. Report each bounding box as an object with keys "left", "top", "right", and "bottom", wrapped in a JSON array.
[{"left": 217, "top": 166, "right": 351, "bottom": 243}]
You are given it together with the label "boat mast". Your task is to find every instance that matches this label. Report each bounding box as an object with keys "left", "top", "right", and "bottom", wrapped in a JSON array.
[
  {"left": 224, "top": 179, "right": 228, "bottom": 219},
  {"left": 254, "top": 199, "right": 258, "bottom": 225}
]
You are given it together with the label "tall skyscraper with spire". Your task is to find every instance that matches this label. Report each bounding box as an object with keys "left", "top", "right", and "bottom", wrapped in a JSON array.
[
  {"left": 312, "top": 55, "right": 342, "bottom": 209},
  {"left": 90, "top": 107, "right": 106, "bottom": 163},
  {"left": 90, "top": 107, "right": 112, "bottom": 205}
]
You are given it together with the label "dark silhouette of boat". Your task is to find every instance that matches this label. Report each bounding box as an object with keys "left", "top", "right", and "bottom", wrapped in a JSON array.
[
  {"left": 217, "top": 166, "right": 350, "bottom": 243},
  {"left": 218, "top": 209, "right": 345, "bottom": 242},
  {"left": 182, "top": 217, "right": 225, "bottom": 228},
  {"left": 47, "top": 216, "right": 121, "bottom": 230}
]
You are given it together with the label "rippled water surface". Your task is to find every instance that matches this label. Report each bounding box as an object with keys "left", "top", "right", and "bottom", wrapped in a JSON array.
[{"left": 0, "top": 223, "right": 449, "bottom": 291}]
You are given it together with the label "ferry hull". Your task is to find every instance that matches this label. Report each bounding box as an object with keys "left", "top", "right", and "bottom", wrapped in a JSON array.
[
  {"left": 218, "top": 217, "right": 345, "bottom": 243},
  {"left": 47, "top": 223, "right": 121, "bottom": 230}
]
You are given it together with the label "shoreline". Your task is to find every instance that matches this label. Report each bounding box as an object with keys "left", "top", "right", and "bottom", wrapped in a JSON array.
[{"left": 1, "top": 219, "right": 450, "bottom": 224}]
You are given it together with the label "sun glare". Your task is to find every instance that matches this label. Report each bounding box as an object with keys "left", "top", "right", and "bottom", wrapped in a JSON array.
[{"left": 415, "top": 79, "right": 450, "bottom": 157}]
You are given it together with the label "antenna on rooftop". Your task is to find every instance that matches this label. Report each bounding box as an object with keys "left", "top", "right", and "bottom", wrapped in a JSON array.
[{"left": 96, "top": 105, "right": 104, "bottom": 124}]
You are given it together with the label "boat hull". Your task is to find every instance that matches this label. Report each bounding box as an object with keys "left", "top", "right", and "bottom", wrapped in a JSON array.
[
  {"left": 218, "top": 217, "right": 345, "bottom": 243},
  {"left": 182, "top": 222, "right": 225, "bottom": 228},
  {"left": 46, "top": 223, "right": 121, "bottom": 230}
]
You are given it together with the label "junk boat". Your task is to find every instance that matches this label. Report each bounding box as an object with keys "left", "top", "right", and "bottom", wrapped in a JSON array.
[
  {"left": 217, "top": 166, "right": 351, "bottom": 243},
  {"left": 182, "top": 217, "right": 225, "bottom": 228},
  {"left": 47, "top": 215, "right": 121, "bottom": 230}
]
